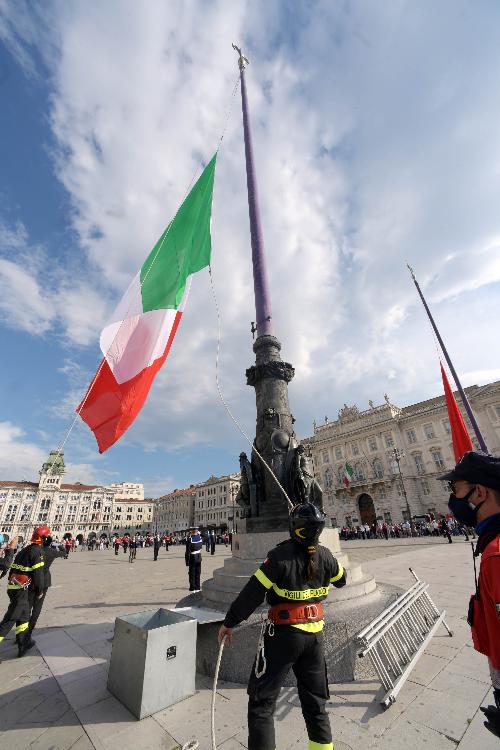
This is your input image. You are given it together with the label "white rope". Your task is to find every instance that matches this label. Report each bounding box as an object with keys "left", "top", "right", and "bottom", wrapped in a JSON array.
[{"left": 208, "top": 266, "right": 295, "bottom": 512}]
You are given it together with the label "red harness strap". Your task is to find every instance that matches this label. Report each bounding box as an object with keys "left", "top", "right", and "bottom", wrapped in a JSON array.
[{"left": 268, "top": 601, "right": 324, "bottom": 625}]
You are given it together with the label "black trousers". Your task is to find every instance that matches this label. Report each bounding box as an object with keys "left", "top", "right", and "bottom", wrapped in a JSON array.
[
  {"left": 154, "top": 547, "right": 159, "bottom": 561},
  {"left": 247, "top": 627, "right": 332, "bottom": 750},
  {"left": 0, "top": 589, "right": 30, "bottom": 644},
  {"left": 188, "top": 558, "right": 201, "bottom": 590},
  {"left": 28, "top": 588, "right": 47, "bottom": 634}
]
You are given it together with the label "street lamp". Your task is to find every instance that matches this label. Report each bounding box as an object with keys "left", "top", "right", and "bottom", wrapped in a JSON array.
[{"left": 387, "top": 447, "right": 414, "bottom": 534}]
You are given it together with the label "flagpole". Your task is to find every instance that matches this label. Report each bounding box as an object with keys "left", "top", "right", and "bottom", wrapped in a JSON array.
[
  {"left": 407, "top": 265, "right": 488, "bottom": 452},
  {"left": 233, "top": 44, "right": 273, "bottom": 338}
]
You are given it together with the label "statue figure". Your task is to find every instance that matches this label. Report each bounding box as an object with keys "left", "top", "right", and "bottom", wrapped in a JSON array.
[
  {"left": 292, "top": 445, "right": 323, "bottom": 508},
  {"left": 236, "top": 451, "right": 259, "bottom": 518},
  {"left": 293, "top": 445, "right": 313, "bottom": 503}
]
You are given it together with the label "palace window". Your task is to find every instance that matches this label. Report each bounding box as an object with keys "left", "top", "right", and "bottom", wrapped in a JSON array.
[
  {"left": 406, "top": 429, "right": 417, "bottom": 444},
  {"left": 335, "top": 447, "right": 343, "bottom": 460},
  {"left": 424, "top": 423, "right": 435, "bottom": 440},
  {"left": 354, "top": 463, "right": 365, "bottom": 482},
  {"left": 322, "top": 451, "right": 330, "bottom": 464},
  {"left": 324, "top": 469, "right": 333, "bottom": 490},
  {"left": 430, "top": 448, "right": 445, "bottom": 470},
  {"left": 368, "top": 438, "right": 377, "bottom": 452},
  {"left": 413, "top": 453, "right": 425, "bottom": 474},
  {"left": 379, "top": 487, "right": 386, "bottom": 499},
  {"left": 442, "top": 419, "right": 451, "bottom": 435},
  {"left": 351, "top": 444, "right": 360, "bottom": 457},
  {"left": 421, "top": 479, "right": 431, "bottom": 495},
  {"left": 373, "top": 459, "right": 384, "bottom": 479},
  {"left": 384, "top": 433, "right": 394, "bottom": 448}
]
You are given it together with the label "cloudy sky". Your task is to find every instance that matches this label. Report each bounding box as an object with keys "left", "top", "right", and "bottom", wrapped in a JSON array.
[{"left": 0, "top": 0, "right": 499, "bottom": 495}]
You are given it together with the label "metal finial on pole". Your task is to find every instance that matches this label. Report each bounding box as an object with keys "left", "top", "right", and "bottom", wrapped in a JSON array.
[
  {"left": 232, "top": 43, "right": 249, "bottom": 70},
  {"left": 407, "top": 265, "right": 488, "bottom": 452}
]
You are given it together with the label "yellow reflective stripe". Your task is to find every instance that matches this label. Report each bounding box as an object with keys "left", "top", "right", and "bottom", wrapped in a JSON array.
[
  {"left": 7, "top": 584, "right": 22, "bottom": 590},
  {"left": 330, "top": 564, "right": 344, "bottom": 583},
  {"left": 0, "top": 636, "right": 4, "bottom": 642},
  {"left": 11, "top": 561, "right": 44, "bottom": 572},
  {"left": 309, "top": 741, "right": 333, "bottom": 750},
  {"left": 254, "top": 568, "right": 273, "bottom": 589},
  {"left": 15, "top": 623, "right": 29, "bottom": 634},
  {"left": 272, "top": 584, "right": 329, "bottom": 600},
  {"left": 291, "top": 620, "right": 325, "bottom": 633}
]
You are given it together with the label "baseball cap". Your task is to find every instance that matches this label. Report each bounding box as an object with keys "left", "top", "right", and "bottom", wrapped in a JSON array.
[{"left": 437, "top": 451, "right": 500, "bottom": 490}]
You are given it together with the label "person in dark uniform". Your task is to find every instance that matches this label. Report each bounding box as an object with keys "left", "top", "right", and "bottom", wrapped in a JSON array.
[
  {"left": 185, "top": 527, "right": 202, "bottom": 592},
  {"left": 438, "top": 452, "right": 500, "bottom": 739},
  {"left": 210, "top": 530, "right": 216, "bottom": 556},
  {"left": 0, "top": 525, "right": 47, "bottom": 657},
  {"left": 27, "top": 535, "right": 65, "bottom": 643},
  {"left": 218, "top": 503, "right": 346, "bottom": 750},
  {"left": 153, "top": 534, "right": 161, "bottom": 561}
]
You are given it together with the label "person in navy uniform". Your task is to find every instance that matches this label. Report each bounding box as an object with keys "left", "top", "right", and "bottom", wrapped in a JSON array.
[
  {"left": 185, "top": 527, "right": 203, "bottom": 593},
  {"left": 438, "top": 451, "right": 500, "bottom": 739},
  {"left": 218, "top": 502, "right": 346, "bottom": 750}
]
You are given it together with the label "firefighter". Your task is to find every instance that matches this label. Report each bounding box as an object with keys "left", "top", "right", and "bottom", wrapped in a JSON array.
[
  {"left": 0, "top": 536, "right": 18, "bottom": 578},
  {"left": 185, "top": 527, "right": 202, "bottom": 592},
  {"left": 0, "top": 525, "right": 47, "bottom": 657},
  {"left": 218, "top": 502, "right": 346, "bottom": 750},
  {"left": 438, "top": 451, "right": 500, "bottom": 739},
  {"left": 27, "top": 534, "right": 65, "bottom": 641}
]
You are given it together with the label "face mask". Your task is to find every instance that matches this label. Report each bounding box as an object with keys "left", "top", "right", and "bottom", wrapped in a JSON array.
[{"left": 448, "top": 486, "right": 484, "bottom": 527}]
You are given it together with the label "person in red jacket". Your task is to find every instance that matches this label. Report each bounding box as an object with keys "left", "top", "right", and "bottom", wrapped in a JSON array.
[{"left": 438, "top": 452, "right": 500, "bottom": 739}]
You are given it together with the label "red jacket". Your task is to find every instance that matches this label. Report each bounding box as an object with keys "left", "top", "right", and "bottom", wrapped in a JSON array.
[{"left": 471, "top": 533, "right": 500, "bottom": 668}]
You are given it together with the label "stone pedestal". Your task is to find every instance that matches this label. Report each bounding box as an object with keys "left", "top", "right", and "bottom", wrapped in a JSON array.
[{"left": 196, "top": 528, "right": 395, "bottom": 684}]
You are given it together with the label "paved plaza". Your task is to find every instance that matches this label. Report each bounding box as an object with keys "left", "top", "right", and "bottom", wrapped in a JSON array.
[{"left": 0, "top": 538, "right": 498, "bottom": 750}]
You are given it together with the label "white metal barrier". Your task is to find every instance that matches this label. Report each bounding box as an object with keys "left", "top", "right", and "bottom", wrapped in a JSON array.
[{"left": 356, "top": 568, "right": 453, "bottom": 708}]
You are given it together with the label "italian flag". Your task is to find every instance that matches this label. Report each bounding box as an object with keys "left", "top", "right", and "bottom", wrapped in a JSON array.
[
  {"left": 343, "top": 462, "right": 354, "bottom": 487},
  {"left": 78, "top": 154, "right": 217, "bottom": 453}
]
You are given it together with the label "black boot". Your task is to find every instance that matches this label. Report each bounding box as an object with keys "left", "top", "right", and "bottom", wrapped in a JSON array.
[{"left": 18, "top": 632, "right": 36, "bottom": 658}]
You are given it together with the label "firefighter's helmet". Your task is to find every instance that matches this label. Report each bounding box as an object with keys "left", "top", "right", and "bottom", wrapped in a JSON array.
[
  {"left": 31, "top": 525, "right": 52, "bottom": 545},
  {"left": 289, "top": 503, "right": 326, "bottom": 548}
]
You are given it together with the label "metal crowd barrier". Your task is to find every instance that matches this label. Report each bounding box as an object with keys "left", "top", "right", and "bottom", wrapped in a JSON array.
[{"left": 356, "top": 568, "right": 453, "bottom": 708}]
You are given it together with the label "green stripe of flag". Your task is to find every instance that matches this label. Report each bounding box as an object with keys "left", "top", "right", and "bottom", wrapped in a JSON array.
[{"left": 140, "top": 153, "right": 217, "bottom": 312}]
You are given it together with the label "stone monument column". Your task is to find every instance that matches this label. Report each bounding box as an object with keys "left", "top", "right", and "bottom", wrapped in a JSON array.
[{"left": 197, "top": 47, "right": 383, "bottom": 684}]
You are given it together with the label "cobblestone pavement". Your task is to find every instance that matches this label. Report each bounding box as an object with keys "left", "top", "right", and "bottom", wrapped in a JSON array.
[{"left": 0, "top": 538, "right": 496, "bottom": 750}]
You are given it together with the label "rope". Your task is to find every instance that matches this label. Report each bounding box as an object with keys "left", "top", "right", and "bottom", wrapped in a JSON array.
[{"left": 208, "top": 266, "right": 295, "bottom": 513}]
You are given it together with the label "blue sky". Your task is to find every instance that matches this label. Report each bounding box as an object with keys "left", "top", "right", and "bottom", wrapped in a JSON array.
[{"left": 1, "top": 1, "right": 500, "bottom": 495}]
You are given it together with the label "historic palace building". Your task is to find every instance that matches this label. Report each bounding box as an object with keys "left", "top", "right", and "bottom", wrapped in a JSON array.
[
  {"left": 305, "top": 380, "right": 500, "bottom": 528},
  {"left": 193, "top": 473, "right": 241, "bottom": 534},
  {"left": 154, "top": 487, "right": 197, "bottom": 534},
  {"left": 0, "top": 451, "right": 150, "bottom": 540}
]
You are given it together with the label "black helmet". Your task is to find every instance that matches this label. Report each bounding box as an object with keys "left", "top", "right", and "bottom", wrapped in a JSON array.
[{"left": 289, "top": 503, "right": 326, "bottom": 548}]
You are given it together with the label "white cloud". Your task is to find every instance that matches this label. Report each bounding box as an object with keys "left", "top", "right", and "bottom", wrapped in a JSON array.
[
  {"left": 1, "top": 0, "right": 500, "bottom": 464},
  {"left": 0, "top": 421, "right": 47, "bottom": 480}
]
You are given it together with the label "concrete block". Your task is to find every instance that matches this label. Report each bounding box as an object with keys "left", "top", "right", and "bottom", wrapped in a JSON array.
[{"left": 107, "top": 608, "right": 197, "bottom": 719}]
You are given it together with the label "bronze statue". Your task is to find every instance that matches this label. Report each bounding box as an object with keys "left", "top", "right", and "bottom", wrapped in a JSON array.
[{"left": 292, "top": 445, "right": 323, "bottom": 509}]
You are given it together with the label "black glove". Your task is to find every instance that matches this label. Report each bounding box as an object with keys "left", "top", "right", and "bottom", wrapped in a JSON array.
[{"left": 0, "top": 569, "right": 7, "bottom": 579}]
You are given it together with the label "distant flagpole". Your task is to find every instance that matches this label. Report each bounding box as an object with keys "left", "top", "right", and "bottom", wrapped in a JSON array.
[{"left": 407, "top": 265, "right": 488, "bottom": 452}]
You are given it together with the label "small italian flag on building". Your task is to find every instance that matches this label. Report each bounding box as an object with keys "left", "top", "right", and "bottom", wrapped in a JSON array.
[
  {"left": 343, "top": 461, "right": 354, "bottom": 487},
  {"left": 78, "top": 154, "right": 217, "bottom": 453}
]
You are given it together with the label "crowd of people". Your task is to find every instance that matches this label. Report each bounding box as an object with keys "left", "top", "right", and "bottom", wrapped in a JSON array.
[{"left": 339, "top": 516, "right": 475, "bottom": 542}]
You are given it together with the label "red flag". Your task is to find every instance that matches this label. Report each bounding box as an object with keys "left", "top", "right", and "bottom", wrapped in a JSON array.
[{"left": 440, "top": 363, "right": 473, "bottom": 462}]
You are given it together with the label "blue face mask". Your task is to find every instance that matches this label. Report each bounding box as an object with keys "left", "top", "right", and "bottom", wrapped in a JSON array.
[{"left": 448, "top": 486, "right": 483, "bottom": 527}]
